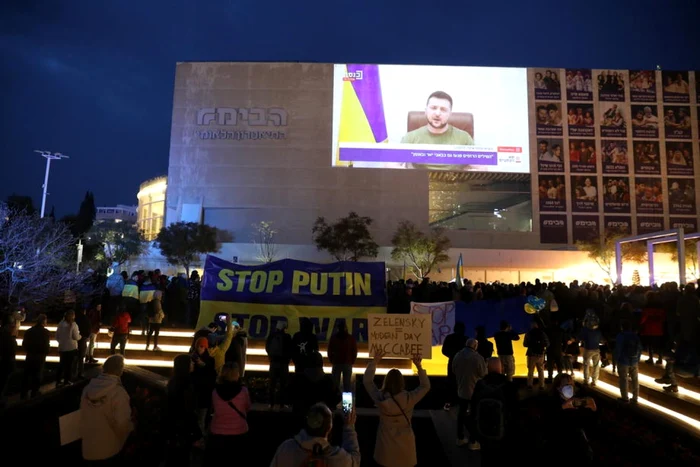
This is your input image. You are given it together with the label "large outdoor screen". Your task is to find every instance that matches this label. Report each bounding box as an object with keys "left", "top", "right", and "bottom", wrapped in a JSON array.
[{"left": 331, "top": 64, "right": 530, "bottom": 173}]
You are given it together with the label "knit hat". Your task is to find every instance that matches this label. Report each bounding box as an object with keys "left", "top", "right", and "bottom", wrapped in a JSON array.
[{"left": 196, "top": 337, "right": 209, "bottom": 349}]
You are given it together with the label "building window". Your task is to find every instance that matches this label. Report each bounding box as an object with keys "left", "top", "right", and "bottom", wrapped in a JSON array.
[
  {"left": 137, "top": 176, "right": 167, "bottom": 241},
  {"left": 429, "top": 172, "right": 532, "bottom": 232}
]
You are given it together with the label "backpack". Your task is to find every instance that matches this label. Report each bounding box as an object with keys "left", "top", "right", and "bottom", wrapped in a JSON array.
[
  {"left": 474, "top": 382, "right": 507, "bottom": 441},
  {"left": 268, "top": 332, "right": 286, "bottom": 358},
  {"left": 146, "top": 300, "right": 157, "bottom": 319},
  {"left": 295, "top": 441, "right": 329, "bottom": 467}
]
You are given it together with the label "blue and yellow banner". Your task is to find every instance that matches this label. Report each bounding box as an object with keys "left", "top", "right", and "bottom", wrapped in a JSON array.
[{"left": 198, "top": 256, "right": 387, "bottom": 342}]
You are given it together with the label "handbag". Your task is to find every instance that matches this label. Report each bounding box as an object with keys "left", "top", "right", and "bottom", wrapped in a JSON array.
[{"left": 389, "top": 393, "right": 411, "bottom": 427}]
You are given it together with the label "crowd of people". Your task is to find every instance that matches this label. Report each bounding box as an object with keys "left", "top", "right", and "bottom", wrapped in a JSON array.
[{"left": 1, "top": 272, "right": 699, "bottom": 465}]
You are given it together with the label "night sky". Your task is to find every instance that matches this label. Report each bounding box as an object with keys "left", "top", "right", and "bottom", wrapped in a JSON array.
[{"left": 1, "top": 0, "right": 698, "bottom": 217}]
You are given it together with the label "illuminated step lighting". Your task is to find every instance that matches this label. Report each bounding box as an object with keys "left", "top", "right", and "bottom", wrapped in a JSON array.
[
  {"left": 572, "top": 371, "right": 700, "bottom": 433},
  {"left": 19, "top": 326, "right": 196, "bottom": 339},
  {"left": 14, "top": 354, "right": 412, "bottom": 375},
  {"left": 599, "top": 363, "right": 700, "bottom": 402},
  {"left": 574, "top": 356, "right": 700, "bottom": 402},
  {"left": 15, "top": 338, "right": 375, "bottom": 360}
]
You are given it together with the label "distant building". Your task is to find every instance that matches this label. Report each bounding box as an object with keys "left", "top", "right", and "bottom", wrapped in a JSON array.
[
  {"left": 138, "top": 176, "right": 167, "bottom": 240},
  {"left": 96, "top": 205, "right": 137, "bottom": 223}
]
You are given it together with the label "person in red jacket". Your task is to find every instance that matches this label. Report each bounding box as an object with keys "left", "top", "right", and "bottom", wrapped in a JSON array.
[
  {"left": 110, "top": 305, "right": 132, "bottom": 356},
  {"left": 640, "top": 292, "right": 666, "bottom": 365},
  {"left": 327, "top": 321, "right": 358, "bottom": 392}
]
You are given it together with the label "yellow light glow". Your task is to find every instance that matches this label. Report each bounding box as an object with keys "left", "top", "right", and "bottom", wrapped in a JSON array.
[
  {"left": 571, "top": 371, "right": 700, "bottom": 433},
  {"left": 14, "top": 354, "right": 410, "bottom": 375},
  {"left": 19, "top": 326, "right": 196, "bottom": 339}
]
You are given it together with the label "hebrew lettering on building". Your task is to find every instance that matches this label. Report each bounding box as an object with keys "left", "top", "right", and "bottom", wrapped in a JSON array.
[{"left": 196, "top": 107, "right": 288, "bottom": 126}]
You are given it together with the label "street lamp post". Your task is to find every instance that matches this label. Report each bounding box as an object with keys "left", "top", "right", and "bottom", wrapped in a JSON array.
[{"left": 34, "top": 150, "right": 69, "bottom": 218}]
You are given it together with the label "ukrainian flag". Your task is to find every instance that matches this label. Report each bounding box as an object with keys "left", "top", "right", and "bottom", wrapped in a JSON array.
[
  {"left": 336, "top": 64, "right": 388, "bottom": 166},
  {"left": 455, "top": 253, "right": 464, "bottom": 288}
]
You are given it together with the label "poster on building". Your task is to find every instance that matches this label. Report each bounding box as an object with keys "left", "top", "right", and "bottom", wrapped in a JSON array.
[
  {"left": 601, "top": 140, "right": 628, "bottom": 174},
  {"left": 571, "top": 176, "right": 599, "bottom": 212},
  {"left": 536, "top": 138, "right": 564, "bottom": 172},
  {"left": 604, "top": 216, "right": 632, "bottom": 236},
  {"left": 540, "top": 215, "right": 568, "bottom": 244},
  {"left": 533, "top": 68, "right": 562, "bottom": 100},
  {"left": 599, "top": 103, "right": 627, "bottom": 138},
  {"left": 669, "top": 178, "right": 696, "bottom": 215},
  {"left": 368, "top": 313, "right": 432, "bottom": 358},
  {"left": 603, "top": 177, "right": 631, "bottom": 213},
  {"left": 567, "top": 103, "right": 595, "bottom": 137},
  {"left": 572, "top": 215, "right": 600, "bottom": 242},
  {"left": 536, "top": 102, "right": 563, "bottom": 136},
  {"left": 634, "top": 178, "right": 664, "bottom": 214},
  {"left": 630, "top": 105, "right": 659, "bottom": 138},
  {"left": 670, "top": 217, "right": 698, "bottom": 234},
  {"left": 538, "top": 175, "right": 566, "bottom": 212},
  {"left": 568, "top": 140, "right": 597, "bottom": 173},
  {"left": 629, "top": 70, "right": 656, "bottom": 102},
  {"left": 565, "top": 69, "right": 593, "bottom": 101},
  {"left": 596, "top": 70, "right": 626, "bottom": 102},
  {"left": 664, "top": 106, "right": 692, "bottom": 139},
  {"left": 666, "top": 142, "right": 694, "bottom": 176},
  {"left": 662, "top": 71, "right": 690, "bottom": 103},
  {"left": 632, "top": 141, "right": 661, "bottom": 175},
  {"left": 637, "top": 217, "right": 665, "bottom": 235}
]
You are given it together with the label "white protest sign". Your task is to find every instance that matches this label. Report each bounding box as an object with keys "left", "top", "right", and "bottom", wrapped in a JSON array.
[
  {"left": 368, "top": 313, "right": 432, "bottom": 358},
  {"left": 59, "top": 409, "right": 82, "bottom": 445},
  {"left": 410, "top": 301, "right": 456, "bottom": 346}
]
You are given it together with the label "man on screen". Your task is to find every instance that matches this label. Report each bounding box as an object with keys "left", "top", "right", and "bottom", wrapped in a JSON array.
[{"left": 401, "top": 91, "right": 475, "bottom": 145}]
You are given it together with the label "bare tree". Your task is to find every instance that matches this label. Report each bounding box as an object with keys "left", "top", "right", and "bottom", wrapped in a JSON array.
[
  {"left": 0, "top": 206, "right": 86, "bottom": 305},
  {"left": 251, "top": 221, "right": 278, "bottom": 263}
]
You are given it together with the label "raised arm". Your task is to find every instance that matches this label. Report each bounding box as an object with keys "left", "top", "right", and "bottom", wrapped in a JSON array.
[
  {"left": 363, "top": 351, "right": 384, "bottom": 404},
  {"left": 340, "top": 410, "right": 361, "bottom": 466},
  {"left": 407, "top": 355, "right": 430, "bottom": 406}
]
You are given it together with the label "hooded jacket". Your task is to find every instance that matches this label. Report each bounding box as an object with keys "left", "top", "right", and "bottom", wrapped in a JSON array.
[
  {"left": 269, "top": 426, "right": 360, "bottom": 467},
  {"left": 80, "top": 373, "right": 133, "bottom": 460}
]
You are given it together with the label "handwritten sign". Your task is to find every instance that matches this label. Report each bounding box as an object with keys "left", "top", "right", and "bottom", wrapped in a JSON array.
[
  {"left": 368, "top": 313, "right": 432, "bottom": 358},
  {"left": 411, "top": 301, "right": 456, "bottom": 346}
]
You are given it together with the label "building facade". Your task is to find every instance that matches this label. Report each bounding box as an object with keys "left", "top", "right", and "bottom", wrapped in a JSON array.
[
  {"left": 165, "top": 63, "right": 699, "bottom": 284},
  {"left": 137, "top": 176, "right": 167, "bottom": 240},
  {"left": 96, "top": 205, "right": 137, "bottom": 223}
]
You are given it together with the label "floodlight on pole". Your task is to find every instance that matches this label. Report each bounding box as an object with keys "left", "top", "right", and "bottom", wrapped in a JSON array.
[{"left": 34, "top": 150, "right": 69, "bottom": 218}]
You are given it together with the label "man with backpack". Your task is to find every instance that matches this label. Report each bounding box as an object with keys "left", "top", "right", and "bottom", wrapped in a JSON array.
[
  {"left": 269, "top": 402, "right": 360, "bottom": 466},
  {"left": 614, "top": 320, "right": 642, "bottom": 404},
  {"left": 266, "top": 320, "right": 294, "bottom": 410},
  {"left": 472, "top": 357, "right": 518, "bottom": 464}
]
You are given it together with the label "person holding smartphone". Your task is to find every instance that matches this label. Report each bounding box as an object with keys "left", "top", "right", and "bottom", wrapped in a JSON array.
[{"left": 544, "top": 373, "right": 597, "bottom": 464}]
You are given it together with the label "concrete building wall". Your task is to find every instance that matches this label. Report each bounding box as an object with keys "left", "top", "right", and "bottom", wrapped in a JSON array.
[{"left": 166, "top": 62, "right": 429, "bottom": 247}]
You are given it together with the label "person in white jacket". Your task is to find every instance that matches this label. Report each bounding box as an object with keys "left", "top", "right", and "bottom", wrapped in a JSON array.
[
  {"left": 81, "top": 355, "right": 133, "bottom": 463},
  {"left": 55, "top": 310, "right": 81, "bottom": 386}
]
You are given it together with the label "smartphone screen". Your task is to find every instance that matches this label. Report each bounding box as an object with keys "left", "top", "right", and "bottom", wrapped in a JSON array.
[{"left": 342, "top": 392, "right": 353, "bottom": 414}]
